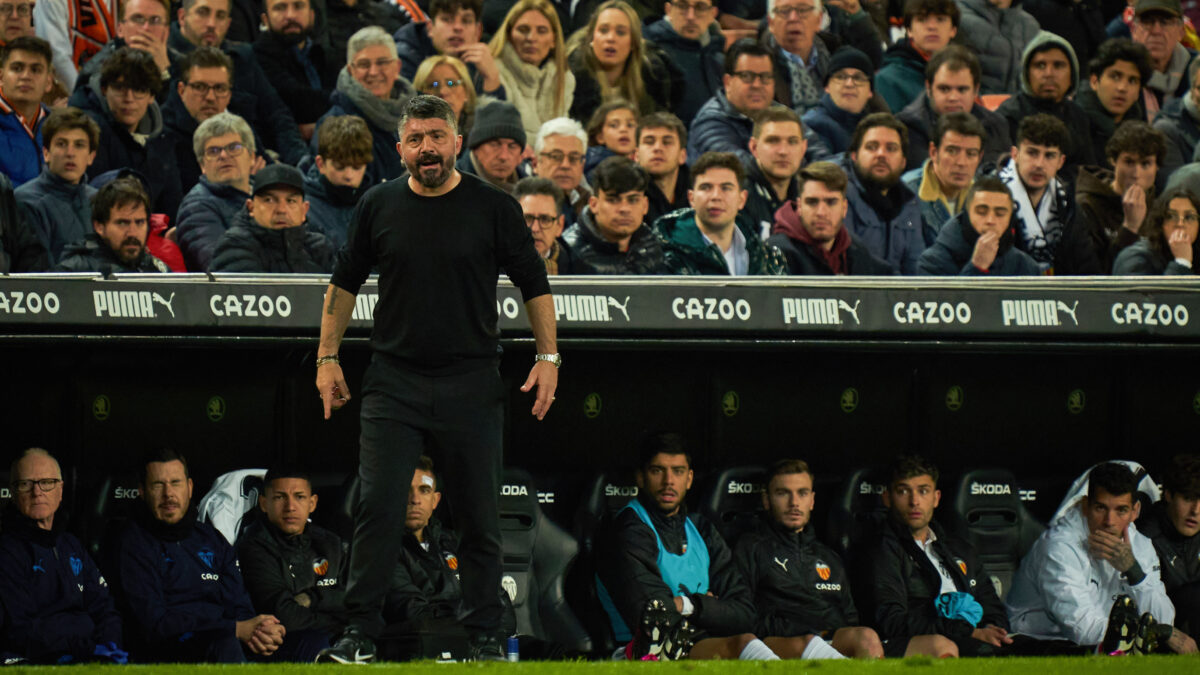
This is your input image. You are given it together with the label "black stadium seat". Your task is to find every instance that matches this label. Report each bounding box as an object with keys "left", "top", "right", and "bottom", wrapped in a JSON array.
[
  {"left": 498, "top": 469, "right": 592, "bottom": 654},
  {"left": 697, "top": 465, "right": 767, "bottom": 546},
  {"left": 75, "top": 470, "right": 145, "bottom": 558},
  {"left": 825, "top": 466, "right": 889, "bottom": 561},
  {"left": 943, "top": 468, "right": 1045, "bottom": 601}
]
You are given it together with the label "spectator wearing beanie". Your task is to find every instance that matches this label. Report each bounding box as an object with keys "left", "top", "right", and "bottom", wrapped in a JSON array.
[
  {"left": 803, "top": 47, "right": 879, "bottom": 155},
  {"left": 455, "top": 101, "right": 530, "bottom": 193}
]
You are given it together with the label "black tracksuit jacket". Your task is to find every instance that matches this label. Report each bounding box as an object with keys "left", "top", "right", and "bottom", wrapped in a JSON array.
[
  {"left": 235, "top": 520, "right": 347, "bottom": 635},
  {"left": 734, "top": 519, "right": 860, "bottom": 637}
]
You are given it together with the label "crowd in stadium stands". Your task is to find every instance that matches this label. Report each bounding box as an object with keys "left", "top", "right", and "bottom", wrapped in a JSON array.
[
  {"left": 2, "top": 444, "right": 1199, "bottom": 663},
  {"left": 0, "top": 0, "right": 1197, "bottom": 275}
]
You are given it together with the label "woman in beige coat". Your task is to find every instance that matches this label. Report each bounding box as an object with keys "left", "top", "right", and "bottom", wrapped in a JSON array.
[{"left": 490, "top": 0, "right": 575, "bottom": 141}]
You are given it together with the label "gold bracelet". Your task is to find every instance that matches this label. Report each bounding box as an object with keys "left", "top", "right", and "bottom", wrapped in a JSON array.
[{"left": 315, "top": 355, "right": 340, "bottom": 368}]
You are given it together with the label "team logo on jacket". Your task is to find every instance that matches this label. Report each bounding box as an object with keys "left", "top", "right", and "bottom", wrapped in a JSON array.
[
  {"left": 444, "top": 553, "right": 459, "bottom": 571},
  {"left": 313, "top": 558, "right": 329, "bottom": 576},
  {"left": 70, "top": 555, "right": 83, "bottom": 576},
  {"left": 198, "top": 550, "right": 214, "bottom": 568},
  {"left": 955, "top": 558, "right": 967, "bottom": 575},
  {"left": 815, "top": 561, "right": 831, "bottom": 581}
]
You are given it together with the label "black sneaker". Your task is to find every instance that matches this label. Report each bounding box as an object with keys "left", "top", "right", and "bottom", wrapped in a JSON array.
[
  {"left": 1134, "top": 612, "right": 1172, "bottom": 655},
  {"left": 469, "top": 634, "right": 506, "bottom": 662},
  {"left": 661, "top": 617, "right": 696, "bottom": 661},
  {"left": 316, "top": 626, "right": 376, "bottom": 664},
  {"left": 1100, "top": 595, "right": 1139, "bottom": 655}
]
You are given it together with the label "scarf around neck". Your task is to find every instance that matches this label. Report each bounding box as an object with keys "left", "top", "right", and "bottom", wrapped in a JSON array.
[{"left": 336, "top": 67, "right": 415, "bottom": 133}]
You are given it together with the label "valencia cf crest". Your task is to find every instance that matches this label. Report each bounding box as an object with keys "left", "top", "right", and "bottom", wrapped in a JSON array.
[
  {"left": 955, "top": 558, "right": 967, "bottom": 575},
  {"left": 198, "top": 550, "right": 214, "bottom": 568},
  {"left": 444, "top": 553, "right": 458, "bottom": 571},
  {"left": 313, "top": 558, "right": 329, "bottom": 576},
  {"left": 69, "top": 555, "right": 83, "bottom": 576},
  {"left": 815, "top": 561, "right": 831, "bottom": 581}
]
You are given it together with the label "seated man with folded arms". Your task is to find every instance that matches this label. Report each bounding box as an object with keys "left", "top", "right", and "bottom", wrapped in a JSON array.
[
  {"left": 734, "top": 459, "right": 882, "bottom": 658},
  {"left": 597, "top": 433, "right": 828, "bottom": 661},
  {"left": 236, "top": 467, "right": 346, "bottom": 661},
  {"left": 1007, "top": 461, "right": 1197, "bottom": 655},
  {"left": 0, "top": 448, "right": 125, "bottom": 665},
  {"left": 866, "top": 455, "right": 1011, "bottom": 658}
]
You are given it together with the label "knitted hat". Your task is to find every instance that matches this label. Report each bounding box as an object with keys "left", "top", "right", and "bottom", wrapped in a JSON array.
[
  {"left": 824, "top": 47, "right": 875, "bottom": 88},
  {"left": 467, "top": 102, "right": 526, "bottom": 150}
]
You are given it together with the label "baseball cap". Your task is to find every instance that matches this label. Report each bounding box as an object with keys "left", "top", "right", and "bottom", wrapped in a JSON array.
[
  {"left": 1134, "top": 0, "right": 1182, "bottom": 17},
  {"left": 251, "top": 163, "right": 305, "bottom": 198}
]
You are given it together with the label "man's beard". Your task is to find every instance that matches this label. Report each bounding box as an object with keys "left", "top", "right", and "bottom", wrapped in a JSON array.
[
  {"left": 858, "top": 162, "right": 902, "bottom": 190},
  {"left": 409, "top": 150, "right": 454, "bottom": 189},
  {"left": 115, "top": 238, "right": 144, "bottom": 265},
  {"left": 274, "top": 24, "right": 311, "bottom": 46}
]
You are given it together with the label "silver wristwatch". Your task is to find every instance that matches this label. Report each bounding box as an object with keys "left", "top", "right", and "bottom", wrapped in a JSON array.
[{"left": 535, "top": 353, "right": 562, "bottom": 368}]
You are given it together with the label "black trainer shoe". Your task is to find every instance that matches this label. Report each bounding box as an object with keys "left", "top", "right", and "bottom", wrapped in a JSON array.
[
  {"left": 1134, "top": 612, "right": 1172, "bottom": 655},
  {"left": 316, "top": 626, "right": 376, "bottom": 664},
  {"left": 661, "top": 617, "right": 696, "bottom": 661},
  {"left": 1100, "top": 595, "right": 1139, "bottom": 655},
  {"left": 469, "top": 634, "right": 506, "bottom": 662}
]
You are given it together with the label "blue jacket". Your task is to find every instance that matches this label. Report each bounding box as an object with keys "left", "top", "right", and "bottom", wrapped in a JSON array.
[
  {"left": 303, "top": 162, "right": 366, "bottom": 252},
  {"left": 0, "top": 97, "right": 48, "bottom": 187},
  {"left": 15, "top": 168, "right": 97, "bottom": 264},
  {"left": 0, "top": 506, "right": 122, "bottom": 663},
  {"left": 917, "top": 210, "right": 1041, "bottom": 276},
  {"left": 313, "top": 87, "right": 410, "bottom": 187},
  {"left": 161, "top": 91, "right": 271, "bottom": 197},
  {"left": 108, "top": 507, "right": 255, "bottom": 652},
  {"left": 901, "top": 163, "right": 956, "bottom": 248},
  {"left": 802, "top": 93, "right": 868, "bottom": 155},
  {"left": 176, "top": 177, "right": 252, "bottom": 272},
  {"left": 837, "top": 154, "right": 925, "bottom": 275},
  {"left": 642, "top": 19, "right": 724, "bottom": 127},
  {"left": 689, "top": 93, "right": 832, "bottom": 174}
]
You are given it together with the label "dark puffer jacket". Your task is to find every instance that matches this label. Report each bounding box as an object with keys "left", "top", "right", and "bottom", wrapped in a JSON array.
[
  {"left": 802, "top": 92, "right": 869, "bottom": 156},
  {"left": 689, "top": 95, "right": 833, "bottom": 175},
  {"left": 54, "top": 234, "right": 171, "bottom": 275},
  {"left": 653, "top": 207, "right": 786, "bottom": 275},
  {"left": 14, "top": 168, "right": 97, "bottom": 264},
  {"left": 560, "top": 207, "right": 667, "bottom": 275},
  {"left": 0, "top": 172, "right": 49, "bottom": 272},
  {"left": 956, "top": 0, "right": 1041, "bottom": 95},
  {"left": 303, "top": 162, "right": 368, "bottom": 252},
  {"left": 161, "top": 88, "right": 271, "bottom": 197},
  {"left": 253, "top": 30, "right": 341, "bottom": 125},
  {"left": 209, "top": 208, "right": 338, "bottom": 274},
  {"left": 875, "top": 39, "right": 928, "bottom": 114},
  {"left": 566, "top": 41, "right": 684, "bottom": 125},
  {"left": 916, "top": 210, "right": 1042, "bottom": 276},
  {"left": 176, "top": 178, "right": 253, "bottom": 272},
  {"left": 641, "top": 19, "right": 725, "bottom": 127},
  {"left": 1112, "top": 237, "right": 1198, "bottom": 275}
]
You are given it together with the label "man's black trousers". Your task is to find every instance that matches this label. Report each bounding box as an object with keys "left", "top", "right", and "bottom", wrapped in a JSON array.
[{"left": 342, "top": 354, "right": 505, "bottom": 639}]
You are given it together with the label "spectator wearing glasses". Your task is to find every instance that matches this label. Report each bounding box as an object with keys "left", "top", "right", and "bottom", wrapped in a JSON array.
[
  {"left": 530, "top": 116, "right": 590, "bottom": 227},
  {"left": 690, "top": 39, "right": 788, "bottom": 173},
  {"left": 515, "top": 176, "right": 575, "bottom": 273},
  {"left": 760, "top": 0, "right": 844, "bottom": 116},
  {"left": 314, "top": 26, "right": 415, "bottom": 186},
  {"left": 413, "top": 54, "right": 495, "bottom": 153},
  {"left": 802, "top": 47, "right": 875, "bottom": 155},
  {"left": 393, "top": 0, "right": 504, "bottom": 97},
  {"left": 0, "top": 0, "right": 33, "bottom": 46},
  {"left": 176, "top": 111, "right": 255, "bottom": 271},
  {"left": 66, "top": 0, "right": 177, "bottom": 106},
  {"left": 1113, "top": 186, "right": 1200, "bottom": 274},
  {"left": 642, "top": 0, "right": 724, "bottom": 127},
  {"left": 82, "top": 46, "right": 183, "bottom": 223},
  {"left": 0, "top": 448, "right": 126, "bottom": 665},
  {"left": 1130, "top": 0, "right": 1196, "bottom": 112},
  {"left": 163, "top": 47, "right": 268, "bottom": 196},
  {"left": 490, "top": 0, "right": 575, "bottom": 140}
]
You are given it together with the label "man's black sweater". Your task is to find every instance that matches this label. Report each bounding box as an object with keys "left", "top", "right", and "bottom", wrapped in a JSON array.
[{"left": 330, "top": 172, "right": 550, "bottom": 374}]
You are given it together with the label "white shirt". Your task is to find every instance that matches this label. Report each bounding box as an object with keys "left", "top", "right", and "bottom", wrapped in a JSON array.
[
  {"left": 916, "top": 529, "right": 959, "bottom": 595},
  {"left": 702, "top": 227, "right": 749, "bottom": 276}
]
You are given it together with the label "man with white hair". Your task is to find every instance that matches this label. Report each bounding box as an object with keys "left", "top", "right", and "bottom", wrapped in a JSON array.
[
  {"left": 312, "top": 25, "right": 415, "bottom": 186},
  {"left": 0, "top": 448, "right": 126, "bottom": 664},
  {"left": 532, "top": 116, "right": 590, "bottom": 227}
]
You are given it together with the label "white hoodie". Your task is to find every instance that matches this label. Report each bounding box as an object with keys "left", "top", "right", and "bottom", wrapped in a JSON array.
[{"left": 1006, "top": 503, "right": 1173, "bottom": 645}]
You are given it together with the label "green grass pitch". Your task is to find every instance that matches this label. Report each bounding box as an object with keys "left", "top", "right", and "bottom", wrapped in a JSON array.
[{"left": 5, "top": 656, "right": 1199, "bottom": 674}]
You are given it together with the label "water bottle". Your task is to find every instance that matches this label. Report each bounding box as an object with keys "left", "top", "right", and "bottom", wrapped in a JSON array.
[{"left": 506, "top": 637, "right": 519, "bottom": 662}]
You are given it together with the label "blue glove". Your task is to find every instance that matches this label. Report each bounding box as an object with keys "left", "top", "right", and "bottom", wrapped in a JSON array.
[
  {"left": 94, "top": 641, "right": 129, "bottom": 665},
  {"left": 934, "top": 592, "right": 983, "bottom": 627}
]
